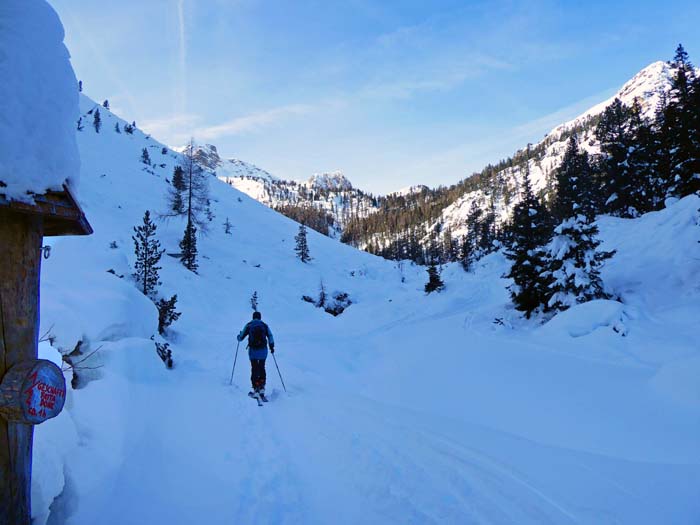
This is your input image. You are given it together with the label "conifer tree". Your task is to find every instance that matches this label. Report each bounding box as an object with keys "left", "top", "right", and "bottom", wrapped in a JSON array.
[
  {"left": 551, "top": 135, "right": 598, "bottom": 222},
  {"left": 168, "top": 166, "right": 186, "bottom": 214},
  {"left": 424, "top": 265, "right": 444, "bottom": 294},
  {"left": 115, "top": 122, "right": 121, "bottom": 133},
  {"left": 295, "top": 224, "right": 311, "bottom": 262},
  {"left": 77, "top": 117, "right": 84, "bottom": 131},
  {"left": 596, "top": 98, "right": 635, "bottom": 216},
  {"left": 93, "top": 108, "right": 101, "bottom": 133},
  {"left": 626, "top": 100, "right": 662, "bottom": 213},
  {"left": 541, "top": 137, "right": 614, "bottom": 313},
  {"left": 141, "top": 148, "right": 151, "bottom": 165},
  {"left": 180, "top": 219, "right": 198, "bottom": 272},
  {"left": 664, "top": 44, "right": 700, "bottom": 198},
  {"left": 250, "top": 291, "right": 259, "bottom": 311},
  {"left": 103, "top": 99, "right": 110, "bottom": 109},
  {"left": 132, "top": 210, "right": 165, "bottom": 297},
  {"left": 169, "top": 140, "right": 210, "bottom": 232},
  {"left": 459, "top": 235, "right": 474, "bottom": 272},
  {"left": 223, "top": 217, "right": 232, "bottom": 235},
  {"left": 503, "top": 164, "right": 552, "bottom": 318}
]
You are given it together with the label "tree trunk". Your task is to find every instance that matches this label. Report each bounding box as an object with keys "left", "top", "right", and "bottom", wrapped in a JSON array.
[{"left": 0, "top": 211, "right": 43, "bottom": 524}]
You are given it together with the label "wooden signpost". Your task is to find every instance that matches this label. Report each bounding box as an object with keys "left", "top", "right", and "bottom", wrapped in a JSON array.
[{"left": 0, "top": 186, "right": 91, "bottom": 524}]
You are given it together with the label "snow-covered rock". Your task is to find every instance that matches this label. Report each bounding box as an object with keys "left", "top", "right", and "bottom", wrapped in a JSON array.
[{"left": 0, "top": 0, "right": 79, "bottom": 203}]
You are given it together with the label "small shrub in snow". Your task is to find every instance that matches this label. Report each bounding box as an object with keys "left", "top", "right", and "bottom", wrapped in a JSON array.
[
  {"left": 141, "top": 148, "right": 151, "bottom": 165},
  {"left": 93, "top": 108, "right": 101, "bottom": 133},
  {"left": 317, "top": 280, "right": 327, "bottom": 308},
  {"left": 156, "top": 295, "right": 181, "bottom": 335},
  {"left": 114, "top": 122, "right": 121, "bottom": 133},
  {"left": 249, "top": 291, "right": 262, "bottom": 312},
  {"left": 155, "top": 341, "right": 173, "bottom": 369},
  {"left": 424, "top": 265, "right": 444, "bottom": 294},
  {"left": 224, "top": 217, "right": 232, "bottom": 235}
]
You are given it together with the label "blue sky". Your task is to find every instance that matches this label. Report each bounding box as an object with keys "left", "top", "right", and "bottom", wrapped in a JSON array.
[{"left": 53, "top": 0, "right": 700, "bottom": 194}]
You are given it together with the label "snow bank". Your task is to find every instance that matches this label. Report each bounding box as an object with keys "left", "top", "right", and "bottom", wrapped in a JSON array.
[
  {"left": 0, "top": 0, "right": 80, "bottom": 203},
  {"left": 539, "top": 299, "right": 626, "bottom": 338}
]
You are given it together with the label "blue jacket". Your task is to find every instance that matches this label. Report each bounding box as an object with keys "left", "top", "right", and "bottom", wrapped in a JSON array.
[{"left": 237, "top": 320, "right": 274, "bottom": 360}]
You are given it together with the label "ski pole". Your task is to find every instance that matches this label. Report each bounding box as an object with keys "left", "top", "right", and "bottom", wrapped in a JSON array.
[
  {"left": 229, "top": 340, "right": 240, "bottom": 385},
  {"left": 272, "top": 352, "right": 287, "bottom": 393}
]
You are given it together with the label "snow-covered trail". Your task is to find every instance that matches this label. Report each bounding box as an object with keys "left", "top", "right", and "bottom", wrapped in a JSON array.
[{"left": 60, "top": 302, "right": 700, "bottom": 525}]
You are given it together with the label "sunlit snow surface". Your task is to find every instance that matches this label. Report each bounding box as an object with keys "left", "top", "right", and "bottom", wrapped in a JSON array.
[
  {"left": 31, "top": 95, "right": 700, "bottom": 524},
  {"left": 0, "top": 0, "right": 79, "bottom": 203}
]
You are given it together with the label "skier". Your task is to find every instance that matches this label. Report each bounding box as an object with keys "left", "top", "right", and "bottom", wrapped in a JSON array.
[{"left": 237, "top": 311, "right": 275, "bottom": 402}]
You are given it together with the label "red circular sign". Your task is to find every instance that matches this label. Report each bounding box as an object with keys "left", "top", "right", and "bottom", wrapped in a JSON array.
[{"left": 21, "top": 360, "right": 66, "bottom": 424}]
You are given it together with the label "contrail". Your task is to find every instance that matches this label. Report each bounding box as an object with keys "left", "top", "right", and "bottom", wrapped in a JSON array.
[{"left": 177, "top": 0, "right": 187, "bottom": 116}]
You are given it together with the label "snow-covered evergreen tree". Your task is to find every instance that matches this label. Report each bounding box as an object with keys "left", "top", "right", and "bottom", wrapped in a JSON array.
[
  {"left": 224, "top": 217, "right": 232, "bottom": 235},
  {"left": 141, "top": 147, "right": 151, "bottom": 165},
  {"left": 295, "top": 224, "right": 311, "bottom": 263},
  {"left": 503, "top": 164, "right": 552, "bottom": 318},
  {"left": 114, "top": 122, "right": 121, "bottom": 134},
  {"left": 596, "top": 98, "right": 634, "bottom": 216},
  {"left": 132, "top": 210, "right": 165, "bottom": 297},
  {"left": 664, "top": 44, "right": 700, "bottom": 198},
  {"left": 542, "top": 137, "right": 615, "bottom": 312}
]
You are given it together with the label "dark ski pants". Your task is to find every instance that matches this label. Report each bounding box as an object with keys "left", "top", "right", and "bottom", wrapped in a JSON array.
[{"left": 250, "top": 358, "right": 266, "bottom": 391}]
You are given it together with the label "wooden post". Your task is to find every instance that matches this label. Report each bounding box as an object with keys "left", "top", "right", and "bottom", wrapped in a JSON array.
[{"left": 0, "top": 210, "right": 44, "bottom": 525}]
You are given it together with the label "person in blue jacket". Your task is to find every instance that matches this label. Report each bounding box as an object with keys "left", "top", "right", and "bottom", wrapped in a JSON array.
[{"left": 237, "top": 311, "right": 275, "bottom": 400}]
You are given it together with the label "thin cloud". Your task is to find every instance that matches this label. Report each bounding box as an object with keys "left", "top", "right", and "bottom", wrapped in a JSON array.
[
  {"left": 140, "top": 104, "right": 318, "bottom": 146},
  {"left": 194, "top": 104, "right": 315, "bottom": 140}
]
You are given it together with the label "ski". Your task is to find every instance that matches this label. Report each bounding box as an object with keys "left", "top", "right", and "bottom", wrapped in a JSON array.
[{"left": 248, "top": 392, "right": 264, "bottom": 406}]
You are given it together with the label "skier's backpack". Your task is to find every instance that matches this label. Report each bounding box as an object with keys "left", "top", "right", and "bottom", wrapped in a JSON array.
[{"left": 249, "top": 322, "right": 267, "bottom": 348}]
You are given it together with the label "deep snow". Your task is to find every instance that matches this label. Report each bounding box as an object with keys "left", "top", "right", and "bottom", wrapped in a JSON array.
[
  {"left": 0, "top": 0, "right": 79, "bottom": 203},
  {"left": 28, "top": 93, "right": 700, "bottom": 524}
]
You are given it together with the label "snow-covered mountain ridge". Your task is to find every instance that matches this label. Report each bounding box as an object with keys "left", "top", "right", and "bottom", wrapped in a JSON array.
[
  {"left": 434, "top": 60, "right": 691, "bottom": 240},
  {"left": 190, "top": 143, "right": 379, "bottom": 234}
]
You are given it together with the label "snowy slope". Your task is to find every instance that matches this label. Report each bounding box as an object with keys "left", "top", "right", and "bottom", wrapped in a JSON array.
[{"left": 31, "top": 95, "right": 700, "bottom": 524}]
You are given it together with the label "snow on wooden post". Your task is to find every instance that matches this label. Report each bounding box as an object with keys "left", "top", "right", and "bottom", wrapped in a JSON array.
[{"left": 0, "top": 187, "right": 91, "bottom": 524}]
